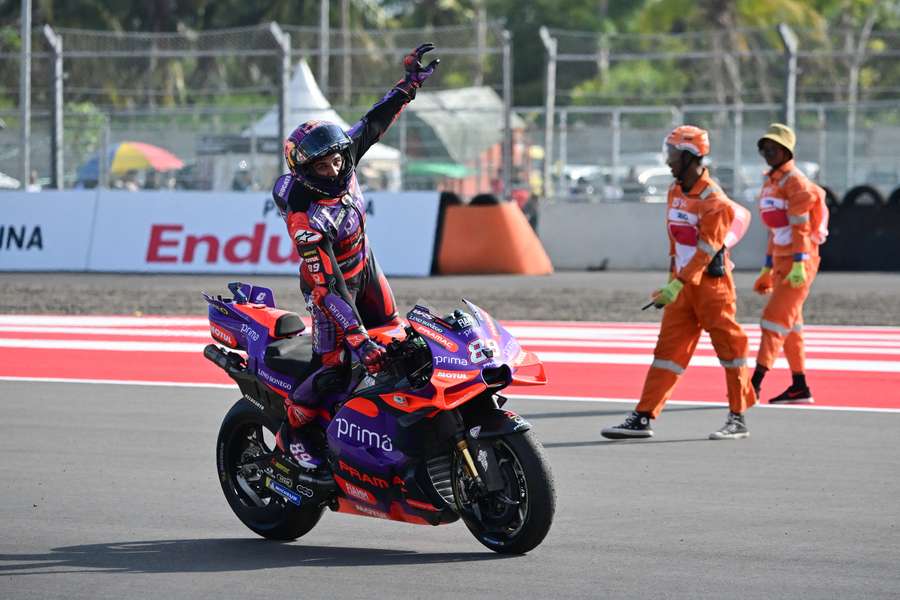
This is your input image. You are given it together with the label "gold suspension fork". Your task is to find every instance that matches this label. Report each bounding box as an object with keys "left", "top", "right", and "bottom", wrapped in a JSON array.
[{"left": 456, "top": 438, "right": 484, "bottom": 487}]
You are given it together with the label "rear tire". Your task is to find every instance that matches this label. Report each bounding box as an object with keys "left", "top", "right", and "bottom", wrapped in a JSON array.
[
  {"left": 217, "top": 399, "right": 324, "bottom": 541},
  {"left": 453, "top": 431, "right": 555, "bottom": 554}
]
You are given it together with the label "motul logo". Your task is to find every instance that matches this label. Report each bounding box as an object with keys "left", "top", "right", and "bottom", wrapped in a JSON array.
[{"left": 146, "top": 224, "right": 300, "bottom": 264}]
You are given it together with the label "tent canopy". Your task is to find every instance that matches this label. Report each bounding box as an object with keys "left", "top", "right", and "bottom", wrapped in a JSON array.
[{"left": 246, "top": 59, "right": 400, "bottom": 163}]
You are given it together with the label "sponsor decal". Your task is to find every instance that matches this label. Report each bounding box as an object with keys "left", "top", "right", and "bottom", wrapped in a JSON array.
[
  {"left": 411, "top": 321, "right": 458, "bottom": 352},
  {"left": 0, "top": 225, "right": 43, "bottom": 251},
  {"left": 455, "top": 314, "right": 475, "bottom": 329},
  {"left": 240, "top": 323, "right": 260, "bottom": 343},
  {"left": 210, "top": 323, "right": 237, "bottom": 347},
  {"left": 334, "top": 418, "right": 393, "bottom": 451},
  {"left": 265, "top": 476, "right": 302, "bottom": 506},
  {"left": 352, "top": 503, "right": 389, "bottom": 519},
  {"left": 434, "top": 355, "right": 469, "bottom": 367},
  {"left": 276, "top": 473, "right": 292, "bottom": 487},
  {"left": 326, "top": 300, "right": 353, "bottom": 329},
  {"left": 272, "top": 459, "right": 291, "bottom": 475},
  {"left": 146, "top": 223, "right": 300, "bottom": 265},
  {"left": 392, "top": 395, "right": 407, "bottom": 406},
  {"left": 477, "top": 449, "right": 489, "bottom": 472},
  {"left": 259, "top": 369, "right": 292, "bottom": 391},
  {"left": 434, "top": 370, "right": 469, "bottom": 381},
  {"left": 295, "top": 483, "right": 314, "bottom": 498},
  {"left": 344, "top": 481, "right": 376, "bottom": 504},
  {"left": 505, "top": 411, "right": 530, "bottom": 432},
  {"left": 502, "top": 338, "right": 520, "bottom": 359},
  {"left": 254, "top": 291, "right": 267, "bottom": 303},
  {"left": 294, "top": 229, "right": 323, "bottom": 245},
  {"left": 242, "top": 393, "right": 266, "bottom": 412},
  {"left": 277, "top": 174, "right": 291, "bottom": 198},
  {"left": 469, "top": 426, "right": 482, "bottom": 439},
  {"left": 338, "top": 460, "right": 389, "bottom": 489},
  {"left": 408, "top": 311, "right": 443, "bottom": 333}
]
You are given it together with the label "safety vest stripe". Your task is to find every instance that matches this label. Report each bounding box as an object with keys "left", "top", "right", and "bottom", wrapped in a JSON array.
[
  {"left": 699, "top": 185, "right": 719, "bottom": 200},
  {"left": 651, "top": 358, "right": 685, "bottom": 375},
  {"left": 697, "top": 239, "right": 717, "bottom": 257},
  {"left": 792, "top": 323, "right": 804, "bottom": 333},
  {"left": 788, "top": 213, "right": 809, "bottom": 224},
  {"left": 761, "top": 319, "right": 790, "bottom": 335},
  {"left": 778, "top": 170, "right": 796, "bottom": 186},
  {"left": 719, "top": 357, "right": 748, "bottom": 368}
]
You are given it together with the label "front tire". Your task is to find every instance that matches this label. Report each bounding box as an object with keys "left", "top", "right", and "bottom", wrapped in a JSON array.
[
  {"left": 452, "top": 430, "right": 555, "bottom": 554},
  {"left": 217, "top": 398, "right": 324, "bottom": 541}
]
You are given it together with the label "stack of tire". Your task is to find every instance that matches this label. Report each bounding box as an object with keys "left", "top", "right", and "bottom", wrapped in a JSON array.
[{"left": 820, "top": 185, "right": 900, "bottom": 271}]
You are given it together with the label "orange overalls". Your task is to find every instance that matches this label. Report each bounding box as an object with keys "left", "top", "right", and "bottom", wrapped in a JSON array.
[
  {"left": 756, "top": 160, "right": 826, "bottom": 372},
  {"left": 637, "top": 170, "right": 756, "bottom": 418}
]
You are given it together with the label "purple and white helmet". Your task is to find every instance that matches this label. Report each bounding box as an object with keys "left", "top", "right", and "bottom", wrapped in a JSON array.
[{"left": 284, "top": 120, "right": 354, "bottom": 196}]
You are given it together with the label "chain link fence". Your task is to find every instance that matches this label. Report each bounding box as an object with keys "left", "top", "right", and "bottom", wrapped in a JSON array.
[
  {"left": 0, "top": 21, "right": 515, "bottom": 195},
  {"left": 536, "top": 25, "right": 900, "bottom": 203}
]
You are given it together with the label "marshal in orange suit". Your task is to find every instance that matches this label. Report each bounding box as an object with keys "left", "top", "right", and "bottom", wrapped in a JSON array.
[{"left": 602, "top": 126, "right": 756, "bottom": 441}]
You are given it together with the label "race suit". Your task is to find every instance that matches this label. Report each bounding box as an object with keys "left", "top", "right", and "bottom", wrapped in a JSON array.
[{"left": 272, "top": 87, "right": 411, "bottom": 411}]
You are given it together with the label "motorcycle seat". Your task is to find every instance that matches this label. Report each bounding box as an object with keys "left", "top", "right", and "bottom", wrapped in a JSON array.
[{"left": 264, "top": 335, "right": 314, "bottom": 376}]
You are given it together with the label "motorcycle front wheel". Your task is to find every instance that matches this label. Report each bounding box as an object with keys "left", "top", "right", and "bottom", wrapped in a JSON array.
[
  {"left": 452, "top": 430, "right": 556, "bottom": 554},
  {"left": 217, "top": 398, "right": 324, "bottom": 541}
]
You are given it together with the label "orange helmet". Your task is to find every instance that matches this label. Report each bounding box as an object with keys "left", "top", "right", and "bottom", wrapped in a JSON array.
[{"left": 665, "top": 125, "right": 710, "bottom": 157}]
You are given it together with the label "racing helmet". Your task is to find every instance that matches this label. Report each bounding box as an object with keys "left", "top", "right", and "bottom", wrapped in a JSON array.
[
  {"left": 284, "top": 120, "right": 354, "bottom": 196},
  {"left": 664, "top": 125, "right": 710, "bottom": 158}
]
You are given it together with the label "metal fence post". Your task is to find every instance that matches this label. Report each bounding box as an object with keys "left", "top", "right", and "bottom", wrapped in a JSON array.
[
  {"left": 611, "top": 109, "right": 620, "bottom": 185},
  {"left": 817, "top": 105, "right": 826, "bottom": 185},
  {"left": 777, "top": 23, "right": 798, "bottom": 131},
  {"left": 270, "top": 22, "right": 291, "bottom": 170},
  {"left": 558, "top": 108, "right": 568, "bottom": 195},
  {"left": 43, "top": 25, "right": 63, "bottom": 189},
  {"left": 398, "top": 110, "right": 407, "bottom": 190},
  {"left": 319, "top": 0, "right": 330, "bottom": 96},
  {"left": 98, "top": 114, "right": 109, "bottom": 188},
  {"left": 20, "top": 0, "right": 31, "bottom": 187},
  {"left": 538, "top": 26, "right": 556, "bottom": 199},
  {"left": 501, "top": 29, "right": 513, "bottom": 200}
]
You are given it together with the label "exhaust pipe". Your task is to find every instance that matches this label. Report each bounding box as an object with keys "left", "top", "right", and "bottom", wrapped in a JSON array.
[{"left": 204, "top": 344, "right": 244, "bottom": 371}]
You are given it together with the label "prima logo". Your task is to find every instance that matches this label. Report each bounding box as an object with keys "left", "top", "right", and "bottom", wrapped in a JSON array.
[
  {"left": 240, "top": 324, "right": 260, "bottom": 342},
  {"left": 326, "top": 301, "right": 353, "bottom": 329},
  {"left": 334, "top": 418, "right": 393, "bottom": 451},
  {"left": 434, "top": 355, "right": 469, "bottom": 367}
]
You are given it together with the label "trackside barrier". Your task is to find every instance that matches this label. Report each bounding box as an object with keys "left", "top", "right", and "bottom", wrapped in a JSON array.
[
  {"left": 538, "top": 201, "right": 768, "bottom": 271},
  {"left": 1, "top": 190, "right": 440, "bottom": 276},
  {"left": 436, "top": 202, "right": 554, "bottom": 275},
  {"left": 0, "top": 191, "right": 98, "bottom": 270}
]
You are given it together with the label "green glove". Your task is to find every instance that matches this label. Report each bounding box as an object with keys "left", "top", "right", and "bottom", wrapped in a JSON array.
[
  {"left": 784, "top": 261, "right": 806, "bottom": 288},
  {"left": 653, "top": 278, "right": 684, "bottom": 307}
]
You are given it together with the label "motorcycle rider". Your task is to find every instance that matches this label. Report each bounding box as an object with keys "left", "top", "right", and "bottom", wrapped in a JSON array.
[{"left": 271, "top": 44, "right": 439, "bottom": 469}]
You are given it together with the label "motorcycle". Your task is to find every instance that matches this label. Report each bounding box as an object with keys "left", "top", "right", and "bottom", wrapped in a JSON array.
[{"left": 202, "top": 281, "right": 555, "bottom": 554}]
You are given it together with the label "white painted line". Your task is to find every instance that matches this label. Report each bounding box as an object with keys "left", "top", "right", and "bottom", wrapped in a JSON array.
[
  {"left": 518, "top": 338, "right": 900, "bottom": 355},
  {"left": 0, "top": 315, "right": 210, "bottom": 327},
  {"left": 535, "top": 351, "right": 900, "bottom": 373},
  {"left": 1, "top": 376, "right": 897, "bottom": 414},
  {"left": 505, "top": 393, "right": 900, "bottom": 414},
  {"left": 0, "top": 338, "right": 207, "bottom": 352},
  {"left": 0, "top": 326, "right": 213, "bottom": 338}
]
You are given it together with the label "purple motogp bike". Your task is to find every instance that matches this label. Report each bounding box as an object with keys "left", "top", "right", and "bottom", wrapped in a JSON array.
[{"left": 203, "top": 282, "right": 554, "bottom": 554}]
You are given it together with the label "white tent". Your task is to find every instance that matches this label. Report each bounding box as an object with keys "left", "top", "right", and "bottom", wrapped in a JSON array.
[
  {"left": 0, "top": 171, "right": 21, "bottom": 190},
  {"left": 246, "top": 59, "right": 400, "bottom": 163}
]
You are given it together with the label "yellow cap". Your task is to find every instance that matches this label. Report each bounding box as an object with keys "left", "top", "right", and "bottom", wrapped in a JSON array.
[{"left": 758, "top": 123, "right": 796, "bottom": 155}]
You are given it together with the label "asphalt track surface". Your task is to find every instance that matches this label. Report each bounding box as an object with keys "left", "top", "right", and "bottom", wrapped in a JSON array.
[{"left": 2, "top": 271, "right": 899, "bottom": 599}]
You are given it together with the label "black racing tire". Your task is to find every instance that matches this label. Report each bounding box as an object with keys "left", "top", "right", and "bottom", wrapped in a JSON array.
[
  {"left": 216, "top": 398, "right": 324, "bottom": 541},
  {"left": 452, "top": 430, "right": 556, "bottom": 554},
  {"left": 842, "top": 185, "right": 884, "bottom": 207},
  {"left": 822, "top": 186, "right": 839, "bottom": 208},
  {"left": 887, "top": 186, "right": 900, "bottom": 207}
]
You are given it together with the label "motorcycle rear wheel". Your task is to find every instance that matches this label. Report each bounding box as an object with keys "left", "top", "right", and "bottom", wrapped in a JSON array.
[
  {"left": 217, "top": 398, "right": 324, "bottom": 541},
  {"left": 453, "top": 430, "right": 555, "bottom": 554}
]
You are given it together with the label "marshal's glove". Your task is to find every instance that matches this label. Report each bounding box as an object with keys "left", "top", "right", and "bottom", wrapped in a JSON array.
[
  {"left": 652, "top": 278, "right": 684, "bottom": 307},
  {"left": 784, "top": 261, "right": 807, "bottom": 288},
  {"left": 753, "top": 266, "right": 774, "bottom": 295},
  {"left": 395, "top": 43, "right": 440, "bottom": 97}
]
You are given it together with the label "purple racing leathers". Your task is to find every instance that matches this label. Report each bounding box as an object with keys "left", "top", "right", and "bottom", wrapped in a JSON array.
[{"left": 272, "top": 87, "right": 413, "bottom": 409}]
